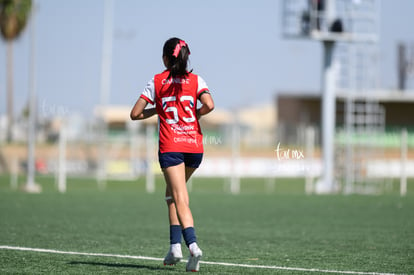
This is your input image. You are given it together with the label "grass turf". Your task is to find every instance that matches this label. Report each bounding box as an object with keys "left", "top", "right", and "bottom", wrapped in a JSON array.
[{"left": 0, "top": 174, "right": 413, "bottom": 274}]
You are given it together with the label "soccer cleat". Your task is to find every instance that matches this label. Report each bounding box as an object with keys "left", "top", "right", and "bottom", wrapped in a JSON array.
[
  {"left": 186, "top": 243, "right": 202, "bottom": 272},
  {"left": 163, "top": 243, "right": 183, "bottom": 266}
]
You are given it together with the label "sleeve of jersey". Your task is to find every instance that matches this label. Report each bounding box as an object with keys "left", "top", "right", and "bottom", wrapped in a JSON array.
[
  {"left": 197, "top": 75, "right": 210, "bottom": 99},
  {"left": 139, "top": 78, "right": 155, "bottom": 105}
]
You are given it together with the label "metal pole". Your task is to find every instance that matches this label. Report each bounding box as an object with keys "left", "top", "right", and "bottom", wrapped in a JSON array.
[
  {"left": 398, "top": 43, "right": 406, "bottom": 91},
  {"left": 128, "top": 121, "right": 139, "bottom": 178},
  {"left": 100, "top": 0, "right": 114, "bottom": 106},
  {"left": 10, "top": 157, "right": 18, "bottom": 190},
  {"left": 146, "top": 124, "right": 155, "bottom": 193},
  {"left": 305, "top": 126, "right": 315, "bottom": 194},
  {"left": 97, "top": 0, "right": 114, "bottom": 189},
  {"left": 6, "top": 41, "right": 13, "bottom": 142},
  {"left": 344, "top": 93, "right": 354, "bottom": 194},
  {"left": 230, "top": 113, "right": 240, "bottom": 194},
  {"left": 97, "top": 118, "right": 107, "bottom": 190},
  {"left": 25, "top": 1, "right": 41, "bottom": 193},
  {"left": 58, "top": 120, "right": 67, "bottom": 193},
  {"left": 317, "top": 40, "right": 336, "bottom": 193},
  {"left": 400, "top": 128, "right": 407, "bottom": 196}
]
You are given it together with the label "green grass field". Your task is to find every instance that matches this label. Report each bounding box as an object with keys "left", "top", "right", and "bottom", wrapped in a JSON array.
[{"left": 0, "top": 174, "right": 413, "bottom": 274}]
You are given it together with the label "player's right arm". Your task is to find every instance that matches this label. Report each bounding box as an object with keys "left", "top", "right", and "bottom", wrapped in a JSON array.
[
  {"left": 130, "top": 97, "right": 157, "bottom": 120},
  {"left": 131, "top": 77, "right": 157, "bottom": 120}
]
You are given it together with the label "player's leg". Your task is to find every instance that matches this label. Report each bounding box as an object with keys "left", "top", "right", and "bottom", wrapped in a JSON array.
[
  {"left": 165, "top": 164, "right": 202, "bottom": 272},
  {"left": 161, "top": 153, "right": 203, "bottom": 271},
  {"left": 163, "top": 184, "right": 183, "bottom": 265},
  {"left": 183, "top": 154, "right": 203, "bottom": 272},
  {"left": 165, "top": 164, "right": 196, "bottom": 227},
  {"left": 160, "top": 152, "right": 186, "bottom": 266},
  {"left": 163, "top": 166, "right": 199, "bottom": 267},
  {"left": 166, "top": 184, "right": 180, "bottom": 225},
  {"left": 163, "top": 163, "right": 194, "bottom": 228}
]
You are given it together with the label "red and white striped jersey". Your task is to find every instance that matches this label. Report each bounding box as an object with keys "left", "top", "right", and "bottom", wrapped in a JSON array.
[{"left": 140, "top": 70, "right": 209, "bottom": 153}]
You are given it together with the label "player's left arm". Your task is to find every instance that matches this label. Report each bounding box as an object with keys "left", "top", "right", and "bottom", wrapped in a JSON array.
[
  {"left": 130, "top": 97, "right": 157, "bottom": 120},
  {"left": 196, "top": 75, "right": 214, "bottom": 119},
  {"left": 196, "top": 92, "right": 214, "bottom": 119}
]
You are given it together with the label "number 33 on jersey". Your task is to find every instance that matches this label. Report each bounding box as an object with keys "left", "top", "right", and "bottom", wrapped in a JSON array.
[{"left": 139, "top": 70, "right": 210, "bottom": 153}]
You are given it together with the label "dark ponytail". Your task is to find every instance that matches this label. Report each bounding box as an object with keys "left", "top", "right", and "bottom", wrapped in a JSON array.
[{"left": 163, "top": 37, "right": 192, "bottom": 79}]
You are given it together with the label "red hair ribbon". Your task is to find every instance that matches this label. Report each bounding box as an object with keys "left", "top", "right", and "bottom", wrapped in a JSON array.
[{"left": 172, "top": 40, "right": 189, "bottom": 58}]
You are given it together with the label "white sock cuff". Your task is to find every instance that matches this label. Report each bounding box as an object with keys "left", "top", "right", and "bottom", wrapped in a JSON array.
[{"left": 189, "top": 242, "right": 199, "bottom": 251}]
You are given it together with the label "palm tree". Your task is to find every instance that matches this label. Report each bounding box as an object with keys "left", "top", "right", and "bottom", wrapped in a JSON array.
[{"left": 0, "top": 0, "right": 32, "bottom": 142}]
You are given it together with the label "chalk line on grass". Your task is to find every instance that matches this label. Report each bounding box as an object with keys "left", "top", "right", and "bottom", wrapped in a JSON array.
[{"left": 0, "top": 245, "right": 402, "bottom": 275}]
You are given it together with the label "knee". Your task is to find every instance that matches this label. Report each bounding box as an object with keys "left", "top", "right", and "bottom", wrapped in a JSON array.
[
  {"left": 172, "top": 193, "right": 189, "bottom": 207},
  {"left": 165, "top": 196, "right": 174, "bottom": 203}
]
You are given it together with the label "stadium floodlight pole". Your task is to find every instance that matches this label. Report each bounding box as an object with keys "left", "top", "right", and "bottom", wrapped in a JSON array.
[
  {"left": 145, "top": 124, "right": 155, "bottom": 193},
  {"left": 128, "top": 120, "right": 139, "bottom": 178},
  {"left": 318, "top": 40, "right": 337, "bottom": 193},
  {"left": 344, "top": 91, "right": 355, "bottom": 194},
  {"left": 25, "top": 0, "right": 41, "bottom": 193},
  {"left": 305, "top": 126, "right": 315, "bottom": 194},
  {"left": 400, "top": 128, "right": 407, "bottom": 196},
  {"left": 100, "top": 0, "right": 114, "bottom": 107},
  {"left": 315, "top": 0, "right": 338, "bottom": 194},
  {"left": 230, "top": 110, "right": 240, "bottom": 194},
  {"left": 97, "top": 0, "right": 114, "bottom": 189},
  {"left": 58, "top": 120, "right": 67, "bottom": 193}
]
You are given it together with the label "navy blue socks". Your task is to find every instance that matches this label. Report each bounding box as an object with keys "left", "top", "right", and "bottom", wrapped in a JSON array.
[
  {"left": 170, "top": 225, "right": 182, "bottom": 245},
  {"left": 170, "top": 225, "right": 197, "bottom": 247},
  {"left": 182, "top": 227, "right": 197, "bottom": 247}
]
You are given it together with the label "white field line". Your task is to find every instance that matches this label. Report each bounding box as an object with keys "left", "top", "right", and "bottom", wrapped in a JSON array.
[{"left": 0, "top": 245, "right": 403, "bottom": 275}]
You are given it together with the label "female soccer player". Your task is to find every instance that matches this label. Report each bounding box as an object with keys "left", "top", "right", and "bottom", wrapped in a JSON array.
[{"left": 130, "top": 37, "right": 214, "bottom": 272}]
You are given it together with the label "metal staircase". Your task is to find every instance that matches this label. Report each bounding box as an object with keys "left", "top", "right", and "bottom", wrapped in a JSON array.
[
  {"left": 282, "top": 0, "right": 388, "bottom": 194},
  {"left": 282, "top": 0, "right": 379, "bottom": 42}
]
